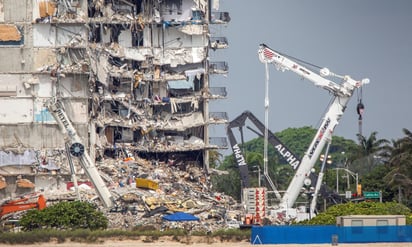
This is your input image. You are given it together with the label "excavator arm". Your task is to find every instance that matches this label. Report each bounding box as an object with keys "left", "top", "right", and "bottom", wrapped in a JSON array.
[
  {"left": 0, "top": 195, "right": 46, "bottom": 218},
  {"left": 227, "top": 110, "right": 301, "bottom": 199}
]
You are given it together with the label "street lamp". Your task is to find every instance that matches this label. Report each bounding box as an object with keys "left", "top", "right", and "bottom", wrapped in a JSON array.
[
  {"left": 320, "top": 154, "right": 332, "bottom": 165},
  {"left": 334, "top": 167, "right": 358, "bottom": 196}
]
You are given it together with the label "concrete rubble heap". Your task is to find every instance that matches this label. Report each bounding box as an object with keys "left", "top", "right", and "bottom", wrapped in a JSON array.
[
  {"left": 0, "top": 0, "right": 239, "bottom": 231},
  {"left": 39, "top": 155, "right": 241, "bottom": 231}
]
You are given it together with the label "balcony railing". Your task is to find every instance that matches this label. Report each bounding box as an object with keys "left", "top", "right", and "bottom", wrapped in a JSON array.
[
  {"left": 210, "top": 37, "right": 228, "bottom": 50},
  {"left": 210, "top": 12, "right": 231, "bottom": 24},
  {"left": 209, "top": 137, "right": 228, "bottom": 148},
  {"left": 209, "top": 61, "right": 228, "bottom": 74},
  {"left": 209, "top": 112, "right": 228, "bottom": 122},
  {"left": 208, "top": 87, "right": 227, "bottom": 97}
]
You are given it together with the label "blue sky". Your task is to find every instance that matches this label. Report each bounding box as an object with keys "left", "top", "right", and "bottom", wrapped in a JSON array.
[{"left": 209, "top": 0, "right": 412, "bottom": 149}]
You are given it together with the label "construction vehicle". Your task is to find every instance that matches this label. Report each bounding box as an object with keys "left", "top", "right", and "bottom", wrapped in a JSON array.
[
  {"left": 228, "top": 110, "right": 343, "bottom": 224},
  {"left": 46, "top": 98, "right": 115, "bottom": 208},
  {"left": 227, "top": 110, "right": 335, "bottom": 224},
  {"left": 227, "top": 110, "right": 301, "bottom": 191},
  {"left": 228, "top": 44, "right": 369, "bottom": 221},
  {"left": 256, "top": 43, "right": 369, "bottom": 221},
  {"left": 227, "top": 110, "right": 302, "bottom": 225},
  {"left": 0, "top": 194, "right": 47, "bottom": 218}
]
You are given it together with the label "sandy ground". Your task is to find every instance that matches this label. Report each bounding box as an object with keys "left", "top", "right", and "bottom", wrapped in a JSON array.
[{"left": 1, "top": 240, "right": 411, "bottom": 247}]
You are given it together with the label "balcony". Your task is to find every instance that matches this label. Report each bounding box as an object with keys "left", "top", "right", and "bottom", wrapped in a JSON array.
[
  {"left": 210, "top": 37, "right": 228, "bottom": 50},
  {"left": 206, "top": 87, "right": 227, "bottom": 99},
  {"left": 210, "top": 12, "right": 231, "bottom": 24},
  {"left": 209, "top": 61, "right": 228, "bottom": 74},
  {"left": 209, "top": 112, "right": 228, "bottom": 124},
  {"left": 208, "top": 137, "right": 228, "bottom": 149}
]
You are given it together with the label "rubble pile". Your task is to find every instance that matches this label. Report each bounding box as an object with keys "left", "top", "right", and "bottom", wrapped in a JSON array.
[{"left": 41, "top": 155, "right": 243, "bottom": 232}]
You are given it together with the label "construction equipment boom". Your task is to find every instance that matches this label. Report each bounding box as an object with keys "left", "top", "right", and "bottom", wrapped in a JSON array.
[
  {"left": 46, "top": 98, "right": 114, "bottom": 208},
  {"left": 258, "top": 43, "right": 369, "bottom": 217},
  {"left": 0, "top": 194, "right": 46, "bottom": 218},
  {"left": 227, "top": 110, "right": 301, "bottom": 200}
]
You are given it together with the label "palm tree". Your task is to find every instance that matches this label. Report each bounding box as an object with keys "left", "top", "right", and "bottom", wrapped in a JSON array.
[
  {"left": 208, "top": 149, "right": 223, "bottom": 169},
  {"left": 384, "top": 128, "right": 412, "bottom": 205},
  {"left": 351, "top": 131, "right": 389, "bottom": 175}
]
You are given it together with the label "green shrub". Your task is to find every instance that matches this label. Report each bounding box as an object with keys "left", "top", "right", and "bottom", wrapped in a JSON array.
[
  {"left": 19, "top": 201, "right": 108, "bottom": 231},
  {"left": 297, "top": 201, "right": 411, "bottom": 225}
]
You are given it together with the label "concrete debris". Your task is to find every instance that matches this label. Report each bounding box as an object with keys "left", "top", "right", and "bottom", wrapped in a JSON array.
[{"left": 7, "top": 153, "right": 243, "bottom": 231}]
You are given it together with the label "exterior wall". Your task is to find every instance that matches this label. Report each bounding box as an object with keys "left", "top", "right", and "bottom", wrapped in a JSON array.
[
  {"left": 3, "top": 0, "right": 28, "bottom": 22},
  {"left": 337, "top": 215, "right": 406, "bottom": 226},
  {"left": 0, "top": 124, "right": 88, "bottom": 150}
]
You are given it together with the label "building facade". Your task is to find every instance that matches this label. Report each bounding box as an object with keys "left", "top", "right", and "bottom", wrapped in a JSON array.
[{"left": 0, "top": 0, "right": 229, "bottom": 197}]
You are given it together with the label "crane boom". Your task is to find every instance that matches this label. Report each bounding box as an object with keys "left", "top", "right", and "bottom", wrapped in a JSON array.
[
  {"left": 46, "top": 98, "right": 114, "bottom": 208},
  {"left": 258, "top": 44, "right": 369, "bottom": 212}
]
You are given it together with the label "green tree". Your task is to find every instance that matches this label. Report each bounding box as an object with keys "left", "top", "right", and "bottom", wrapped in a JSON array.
[
  {"left": 384, "top": 128, "right": 412, "bottom": 207},
  {"left": 361, "top": 164, "right": 396, "bottom": 201},
  {"left": 351, "top": 131, "right": 389, "bottom": 175},
  {"left": 211, "top": 151, "right": 266, "bottom": 200},
  {"left": 20, "top": 201, "right": 108, "bottom": 231},
  {"left": 274, "top": 126, "right": 316, "bottom": 158},
  {"left": 298, "top": 201, "right": 412, "bottom": 225},
  {"left": 208, "top": 149, "right": 223, "bottom": 169}
]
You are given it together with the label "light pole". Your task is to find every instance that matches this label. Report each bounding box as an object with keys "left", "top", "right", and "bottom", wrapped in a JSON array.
[
  {"left": 334, "top": 167, "right": 358, "bottom": 196},
  {"left": 336, "top": 168, "right": 339, "bottom": 194}
]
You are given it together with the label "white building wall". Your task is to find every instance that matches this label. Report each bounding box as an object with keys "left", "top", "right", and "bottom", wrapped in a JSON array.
[
  {"left": 2, "top": 0, "right": 27, "bottom": 22},
  {"left": 0, "top": 98, "right": 33, "bottom": 123},
  {"left": 33, "top": 24, "right": 87, "bottom": 47},
  {"left": 0, "top": 1, "right": 4, "bottom": 22}
]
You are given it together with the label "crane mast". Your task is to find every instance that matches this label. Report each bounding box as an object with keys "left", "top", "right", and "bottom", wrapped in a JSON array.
[{"left": 258, "top": 44, "right": 369, "bottom": 212}]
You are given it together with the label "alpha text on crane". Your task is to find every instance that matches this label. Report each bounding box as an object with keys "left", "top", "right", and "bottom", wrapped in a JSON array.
[
  {"left": 274, "top": 144, "right": 300, "bottom": 169},
  {"left": 233, "top": 144, "right": 247, "bottom": 166}
]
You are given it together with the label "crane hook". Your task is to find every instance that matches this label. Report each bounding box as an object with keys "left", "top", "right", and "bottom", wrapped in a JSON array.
[{"left": 356, "top": 101, "right": 365, "bottom": 120}]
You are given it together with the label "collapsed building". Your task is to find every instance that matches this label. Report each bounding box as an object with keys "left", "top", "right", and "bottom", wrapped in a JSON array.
[{"left": 0, "top": 0, "right": 230, "bottom": 205}]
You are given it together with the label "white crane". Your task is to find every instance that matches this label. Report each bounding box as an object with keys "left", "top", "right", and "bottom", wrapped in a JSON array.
[{"left": 258, "top": 44, "right": 369, "bottom": 220}]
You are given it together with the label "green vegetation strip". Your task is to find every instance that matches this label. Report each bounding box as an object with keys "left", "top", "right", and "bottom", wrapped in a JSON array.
[{"left": 0, "top": 228, "right": 251, "bottom": 245}]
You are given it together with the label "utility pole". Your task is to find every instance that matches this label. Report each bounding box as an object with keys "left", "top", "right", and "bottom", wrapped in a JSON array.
[{"left": 336, "top": 168, "right": 339, "bottom": 194}]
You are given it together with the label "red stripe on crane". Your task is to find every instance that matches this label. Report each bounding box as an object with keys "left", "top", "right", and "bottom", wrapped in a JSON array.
[{"left": 263, "top": 48, "right": 273, "bottom": 59}]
